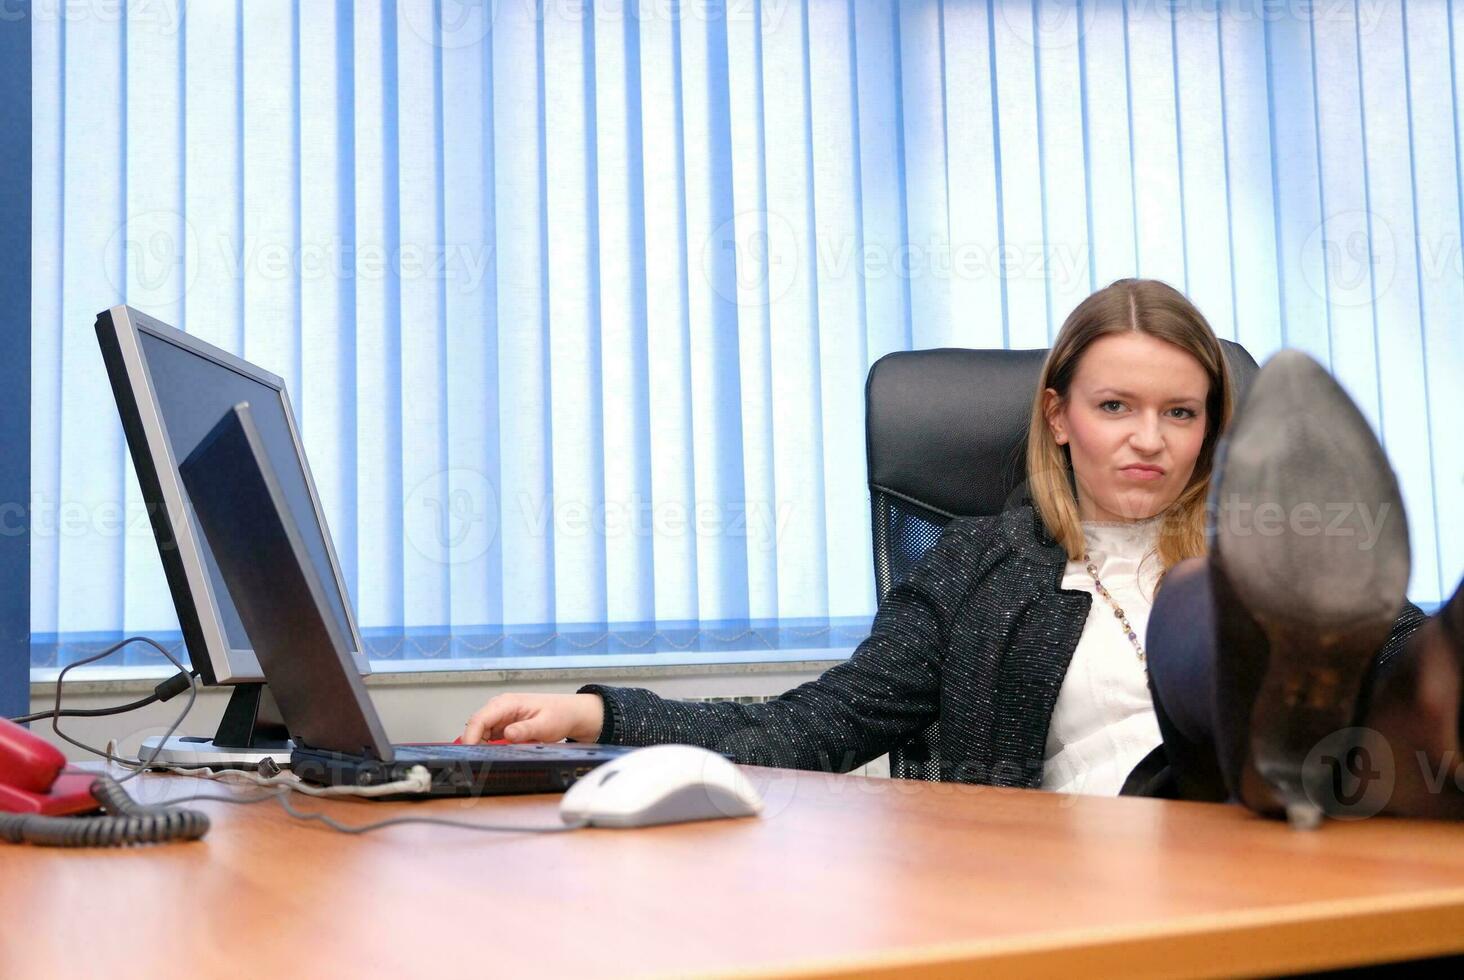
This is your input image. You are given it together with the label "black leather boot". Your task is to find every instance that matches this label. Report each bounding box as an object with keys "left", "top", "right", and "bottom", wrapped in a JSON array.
[
  {"left": 1354, "top": 575, "right": 1464, "bottom": 820},
  {"left": 1206, "top": 349, "right": 1412, "bottom": 828}
]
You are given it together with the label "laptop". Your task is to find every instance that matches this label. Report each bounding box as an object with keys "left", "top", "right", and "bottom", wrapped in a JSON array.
[{"left": 178, "top": 401, "right": 632, "bottom": 796}]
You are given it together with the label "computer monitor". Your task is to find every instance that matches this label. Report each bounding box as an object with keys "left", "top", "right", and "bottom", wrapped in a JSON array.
[{"left": 95, "top": 305, "right": 367, "bottom": 764}]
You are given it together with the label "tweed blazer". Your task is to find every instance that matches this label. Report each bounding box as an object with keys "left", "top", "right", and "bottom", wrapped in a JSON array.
[{"left": 582, "top": 504, "right": 1428, "bottom": 789}]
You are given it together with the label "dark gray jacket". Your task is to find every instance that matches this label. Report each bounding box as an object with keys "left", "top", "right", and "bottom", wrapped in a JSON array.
[{"left": 583, "top": 504, "right": 1426, "bottom": 788}]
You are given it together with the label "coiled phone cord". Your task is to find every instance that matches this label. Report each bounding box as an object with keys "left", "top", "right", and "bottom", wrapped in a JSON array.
[{"left": 0, "top": 774, "right": 210, "bottom": 847}]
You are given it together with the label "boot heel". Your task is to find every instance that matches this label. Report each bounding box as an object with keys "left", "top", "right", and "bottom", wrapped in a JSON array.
[
  {"left": 1245, "top": 623, "right": 1388, "bottom": 821},
  {"left": 1209, "top": 350, "right": 1411, "bottom": 826}
]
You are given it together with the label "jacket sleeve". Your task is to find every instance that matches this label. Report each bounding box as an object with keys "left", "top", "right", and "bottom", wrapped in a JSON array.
[
  {"left": 579, "top": 518, "right": 991, "bottom": 773},
  {"left": 1369, "top": 599, "right": 1432, "bottom": 674},
  {"left": 1350, "top": 599, "right": 1430, "bottom": 722},
  {"left": 1390, "top": 601, "right": 1431, "bottom": 651}
]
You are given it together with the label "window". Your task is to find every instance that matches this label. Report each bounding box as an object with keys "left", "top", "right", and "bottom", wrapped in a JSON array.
[{"left": 20, "top": 0, "right": 1463, "bottom": 678}]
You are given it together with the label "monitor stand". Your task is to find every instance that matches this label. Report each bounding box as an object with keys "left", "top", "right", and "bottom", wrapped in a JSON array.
[{"left": 140, "top": 683, "right": 294, "bottom": 769}]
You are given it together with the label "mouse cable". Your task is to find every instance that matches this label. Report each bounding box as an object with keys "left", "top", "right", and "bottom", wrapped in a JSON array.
[
  {"left": 30, "top": 639, "right": 579, "bottom": 836},
  {"left": 150, "top": 763, "right": 588, "bottom": 835}
]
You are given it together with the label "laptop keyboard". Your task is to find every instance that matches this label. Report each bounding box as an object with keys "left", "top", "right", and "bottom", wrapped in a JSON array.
[{"left": 395, "top": 743, "right": 618, "bottom": 762}]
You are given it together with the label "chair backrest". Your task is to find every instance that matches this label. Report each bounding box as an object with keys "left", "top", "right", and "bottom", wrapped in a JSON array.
[{"left": 865, "top": 340, "right": 1261, "bottom": 780}]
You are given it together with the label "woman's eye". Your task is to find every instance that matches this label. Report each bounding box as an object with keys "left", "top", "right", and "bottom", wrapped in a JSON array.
[{"left": 1098, "top": 401, "right": 1195, "bottom": 418}]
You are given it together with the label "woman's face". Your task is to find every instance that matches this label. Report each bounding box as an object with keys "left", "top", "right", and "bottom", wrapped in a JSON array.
[{"left": 1043, "top": 332, "right": 1211, "bottom": 523}]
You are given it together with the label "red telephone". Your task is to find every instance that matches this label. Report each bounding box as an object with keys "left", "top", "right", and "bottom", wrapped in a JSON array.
[
  {"left": 1, "top": 718, "right": 213, "bottom": 847},
  {"left": 0, "top": 719, "right": 101, "bottom": 817}
]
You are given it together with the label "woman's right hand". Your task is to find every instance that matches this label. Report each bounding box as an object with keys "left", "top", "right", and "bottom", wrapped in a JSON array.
[{"left": 461, "top": 692, "right": 605, "bottom": 745}]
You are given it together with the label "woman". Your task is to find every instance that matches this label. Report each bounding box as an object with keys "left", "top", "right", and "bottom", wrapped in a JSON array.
[{"left": 463, "top": 279, "right": 1464, "bottom": 825}]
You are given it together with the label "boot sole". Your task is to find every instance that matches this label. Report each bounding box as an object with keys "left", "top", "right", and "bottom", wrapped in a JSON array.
[{"left": 1210, "top": 351, "right": 1411, "bottom": 822}]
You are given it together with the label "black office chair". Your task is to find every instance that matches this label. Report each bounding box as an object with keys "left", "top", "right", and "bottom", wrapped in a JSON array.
[{"left": 864, "top": 341, "right": 1261, "bottom": 781}]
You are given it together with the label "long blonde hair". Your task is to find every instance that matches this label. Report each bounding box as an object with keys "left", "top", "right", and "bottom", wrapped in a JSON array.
[{"left": 1024, "top": 279, "right": 1235, "bottom": 591}]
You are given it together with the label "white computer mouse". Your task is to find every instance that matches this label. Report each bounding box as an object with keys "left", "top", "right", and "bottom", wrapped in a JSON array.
[{"left": 559, "top": 744, "right": 764, "bottom": 828}]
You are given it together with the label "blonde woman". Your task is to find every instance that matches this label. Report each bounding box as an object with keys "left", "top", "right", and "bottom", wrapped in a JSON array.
[{"left": 464, "top": 279, "right": 1464, "bottom": 825}]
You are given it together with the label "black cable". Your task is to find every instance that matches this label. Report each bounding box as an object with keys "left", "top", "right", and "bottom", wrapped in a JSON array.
[
  {"left": 8, "top": 669, "right": 197, "bottom": 726},
  {"left": 0, "top": 638, "right": 211, "bottom": 846},
  {"left": 44, "top": 635, "right": 199, "bottom": 784},
  {"left": 15, "top": 638, "right": 579, "bottom": 838}
]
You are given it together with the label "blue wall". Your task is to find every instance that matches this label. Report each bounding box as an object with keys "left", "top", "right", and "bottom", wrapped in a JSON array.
[{"left": 1, "top": 9, "right": 31, "bottom": 716}]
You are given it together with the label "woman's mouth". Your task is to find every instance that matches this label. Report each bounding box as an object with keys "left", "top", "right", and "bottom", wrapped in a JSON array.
[{"left": 1120, "top": 466, "right": 1165, "bottom": 481}]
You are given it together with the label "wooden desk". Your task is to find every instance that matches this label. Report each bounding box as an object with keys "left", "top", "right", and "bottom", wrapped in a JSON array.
[{"left": 5, "top": 765, "right": 1464, "bottom": 979}]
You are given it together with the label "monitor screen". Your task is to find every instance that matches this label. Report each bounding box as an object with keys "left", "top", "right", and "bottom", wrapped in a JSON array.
[
  {"left": 97, "top": 305, "right": 365, "bottom": 684},
  {"left": 137, "top": 330, "right": 358, "bottom": 661}
]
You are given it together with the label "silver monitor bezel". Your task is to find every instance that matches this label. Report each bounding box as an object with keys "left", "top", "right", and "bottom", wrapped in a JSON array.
[{"left": 99, "top": 304, "right": 369, "bottom": 683}]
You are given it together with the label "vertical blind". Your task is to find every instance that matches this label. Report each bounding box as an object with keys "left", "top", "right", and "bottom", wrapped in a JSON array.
[{"left": 30, "top": 0, "right": 1464, "bottom": 668}]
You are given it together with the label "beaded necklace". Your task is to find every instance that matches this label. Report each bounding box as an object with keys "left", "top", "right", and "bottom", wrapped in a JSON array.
[
  {"left": 1082, "top": 551, "right": 1147, "bottom": 668},
  {"left": 1079, "top": 513, "right": 1162, "bottom": 669}
]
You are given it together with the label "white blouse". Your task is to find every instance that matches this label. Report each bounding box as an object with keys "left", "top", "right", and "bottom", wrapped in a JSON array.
[{"left": 1040, "top": 513, "right": 1166, "bottom": 796}]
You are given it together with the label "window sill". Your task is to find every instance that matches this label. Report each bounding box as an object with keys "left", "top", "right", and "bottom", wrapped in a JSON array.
[{"left": 29, "top": 649, "right": 855, "bottom": 698}]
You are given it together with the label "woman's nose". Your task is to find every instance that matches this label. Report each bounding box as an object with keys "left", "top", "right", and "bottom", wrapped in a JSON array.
[{"left": 1129, "top": 415, "right": 1165, "bottom": 453}]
